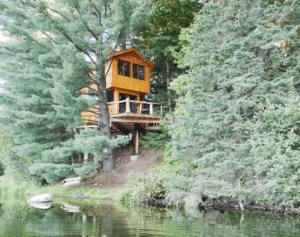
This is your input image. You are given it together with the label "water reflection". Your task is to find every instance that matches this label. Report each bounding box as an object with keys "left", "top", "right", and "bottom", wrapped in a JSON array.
[
  {"left": 27, "top": 202, "right": 52, "bottom": 210},
  {"left": 0, "top": 199, "right": 299, "bottom": 236}
]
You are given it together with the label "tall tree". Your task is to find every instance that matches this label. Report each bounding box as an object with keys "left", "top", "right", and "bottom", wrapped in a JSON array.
[
  {"left": 0, "top": 0, "right": 146, "bottom": 182},
  {"left": 134, "top": 0, "right": 202, "bottom": 111},
  {"left": 167, "top": 0, "right": 300, "bottom": 205}
]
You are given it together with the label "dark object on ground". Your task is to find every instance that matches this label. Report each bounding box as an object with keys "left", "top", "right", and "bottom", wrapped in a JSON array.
[{"left": 97, "top": 161, "right": 103, "bottom": 172}]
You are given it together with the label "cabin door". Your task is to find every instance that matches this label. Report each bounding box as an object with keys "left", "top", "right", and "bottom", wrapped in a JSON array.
[{"left": 119, "top": 93, "right": 137, "bottom": 113}]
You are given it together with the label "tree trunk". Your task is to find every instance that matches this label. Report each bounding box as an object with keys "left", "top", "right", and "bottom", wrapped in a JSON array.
[
  {"left": 166, "top": 60, "right": 172, "bottom": 112},
  {"left": 96, "top": 48, "right": 114, "bottom": 173},
  {"left": 118, "top": 40, "right": 126, "bottom": 50},
  {"left": 79, "top": 153, "right": 82, "bottom": 164},
  {"left": 71, "top": 153, "right": 75, "bottom": 164}
]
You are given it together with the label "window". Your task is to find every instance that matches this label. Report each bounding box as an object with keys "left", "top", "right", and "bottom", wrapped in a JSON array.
[
  {"left": 133, "top": 64, "right": 145, "bottom": 80},
  {"left": 107, "top": 90, "right": 114, "bottom": 102},
  {"left": 118, "top": 60, "right": 131, "bottom": 77},
  {"left": 119, "top": 93, "right": 136, "bottom": 101}
]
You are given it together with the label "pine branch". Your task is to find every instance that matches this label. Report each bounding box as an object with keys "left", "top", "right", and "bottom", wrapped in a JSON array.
[
  {"left": 87, "top": 0, "right": 102, "bottom": 25},
  {"left": 48, "top": 8, "right": 72, "bottom": 22},
  {"left": 61, "top": 32, "right": 96, "bottom": 64},
  {"left": 74, "top": 5, "right": 99, "bottom": 41}
]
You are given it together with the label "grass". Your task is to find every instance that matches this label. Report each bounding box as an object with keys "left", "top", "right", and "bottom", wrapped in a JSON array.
[
  {"left": 0, "top": 176, "right": 133, "bottom": 202},
  {"left": 0, "top": 176, "right": 115, "bottom": 199}
]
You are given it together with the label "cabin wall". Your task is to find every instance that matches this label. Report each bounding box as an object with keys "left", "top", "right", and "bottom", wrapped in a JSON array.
[
  {"left": 107, "top": 53, "right": 150, "bottom": 94},
  {"left": 114, "top": 88, "right": 141, "bottom": 101},
  {"left": 81, "top": 106, "right": 99, "bottom": 124},
  {"left": 82, "top": 48, "right": 154, "bottom": 124}
]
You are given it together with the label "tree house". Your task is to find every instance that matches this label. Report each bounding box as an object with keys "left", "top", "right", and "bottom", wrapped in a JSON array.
[{"left": 81, "top": 47, "right": 161, "bottom": 154}]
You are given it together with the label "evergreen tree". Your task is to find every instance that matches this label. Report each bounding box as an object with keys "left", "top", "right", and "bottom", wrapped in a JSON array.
[
  {"left": 168, "top": 0, "right": 300, "bottom": 205},
  {"left": 134, "top": 0, "right": 202, "bottom": 111},
  {"left": 0, "top": 0, "right": 145, "bottom": 182},
  {"left": 0, "top": 132, "right": 26, "bottom": 181}
]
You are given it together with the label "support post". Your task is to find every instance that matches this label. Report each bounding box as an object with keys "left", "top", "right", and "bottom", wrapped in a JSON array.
[
  {"left": 135, "top": 129, "right": 140, "bottom": 154},
  {"left": 84, "top": 126, "right": 88, "bottom": 163},
  {"left": 84, "top": 153, "right": 88, "bottom": 163},
  {"left": 125, "top": 97, "right": 131, "bottom": 113},
  {"left": 139, "top": 102, "right": 142, "bottom": 114},
  {"left": 150, "top": 103, "right": 153, "bottom": 115}
]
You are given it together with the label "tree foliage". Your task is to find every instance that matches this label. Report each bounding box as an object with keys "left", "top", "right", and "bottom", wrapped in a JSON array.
[
  {"left": 134, "top": 0, "right": 202, "bottom": 110},
  {"left": 0, "top": 0, "right": 141, "bottom": 182},
  {"left": 167, "top": 0, "right": 300, "bottom": 206}
]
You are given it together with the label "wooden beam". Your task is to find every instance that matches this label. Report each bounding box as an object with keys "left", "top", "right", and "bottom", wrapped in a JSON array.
[
  {"left": 134, "top": 123, "right": 146, "bottom": 135},
  {"left": 110, "top": 113, "right": 159, "bottom": 118},
  {"left": 145, "top": 127, "right": 160, "bottom": 131},
  {"left": 113, "top": 122, "right": 131, "bottom": 135},
  {"left": 110, "top": 118, "right": 160, "bottom": 123}
]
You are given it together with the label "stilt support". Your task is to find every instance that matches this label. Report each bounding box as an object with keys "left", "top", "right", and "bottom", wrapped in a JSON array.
[
  {"left": 84, "top": 153, "right": 88, "bottom": 163},
  {"left": 135, "top": 129, "right": 140, "bottom": 154}
]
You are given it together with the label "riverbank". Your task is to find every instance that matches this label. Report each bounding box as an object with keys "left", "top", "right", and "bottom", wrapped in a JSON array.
[
  {"left": 198, "top": 196, "right": 300, "bottom": 215},
  {"left": 0, "top": 146, "right": 163, "bottom": 202},
  {"left": 1, "top": 145, "right": 299, "bottom": 215}
]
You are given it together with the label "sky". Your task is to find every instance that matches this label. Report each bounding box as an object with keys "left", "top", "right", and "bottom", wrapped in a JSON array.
[
  {"left": 0, "top": 28, "right": 8, "bottom": 93},
  {"left": 0, "top": 80, "right": 4, "bottom": 93}
]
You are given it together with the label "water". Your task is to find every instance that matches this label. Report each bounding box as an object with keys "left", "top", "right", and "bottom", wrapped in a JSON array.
[{"left": 0, "top": 199, "right": 300, "bottom": 237}]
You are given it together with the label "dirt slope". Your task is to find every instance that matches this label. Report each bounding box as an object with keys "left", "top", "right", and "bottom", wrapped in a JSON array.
[{"left": 79, "top": 146, "right": 162, "bottom": 190}]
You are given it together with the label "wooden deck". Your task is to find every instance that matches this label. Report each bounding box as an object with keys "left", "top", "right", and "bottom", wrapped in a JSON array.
[
  {"left": 108, "top": 98, "right": 161, "bottom": 124},
  {"left": 81, "top": 98, "right": 161, "bottom": 131},
  {"left": 110, "top": 113, "right": 160, "bottom": 124}
]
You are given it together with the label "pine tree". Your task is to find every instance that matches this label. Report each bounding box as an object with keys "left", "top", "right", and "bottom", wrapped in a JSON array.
[
  {"left": 0, "top": 0, "right": 146, "bottom": 182},
  {"left": 134, "top": 0, "right": 202, "bottom": 111},
  {"left": 168, "top": 0, "right": 300, "bottom": 205}
]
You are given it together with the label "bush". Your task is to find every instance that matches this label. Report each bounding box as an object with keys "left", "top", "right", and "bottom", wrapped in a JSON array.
[
  {"left": 73, "top": 163, "right": 97, "bottom": 176},
  {"left": 28, "top": 163, "right": 75, "bottom": 184},
  {"left": 140, "top": 128, "right": 169, "bottom": 151},
  {"left": 117, "top": 188, "right": 133, "bottom": 202},
  {"left": 127, "top": 165, "right": 171, "bottom": 201},
  {"left": 28, "top": 162, "right": 98, "bottom": 184}
]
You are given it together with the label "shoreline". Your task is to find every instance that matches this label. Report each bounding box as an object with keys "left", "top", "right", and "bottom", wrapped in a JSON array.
[{"left": 2, "top": 176, "right": 300, "bottom": 215}]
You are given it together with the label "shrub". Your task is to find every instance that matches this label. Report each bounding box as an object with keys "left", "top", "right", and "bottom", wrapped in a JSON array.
[
  {"left": 73, "top": 163, "right": 97, "bottom": 176},
  {"left": 117, "top": 188, "right": 133, "bottom": 202},
  {"left": 140, "top": 129, "right": 169, "bottom": 150},
  {"left": 127, "top": 165, "right": 172, "bottom": 201},
  {"left": 28, "top": 163, "right": 75, "bottom": 184}
]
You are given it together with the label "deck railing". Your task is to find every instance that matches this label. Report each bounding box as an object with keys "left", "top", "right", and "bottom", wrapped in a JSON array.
[{"left": 108, "top": 98, "right": 163, "bottom": 115}]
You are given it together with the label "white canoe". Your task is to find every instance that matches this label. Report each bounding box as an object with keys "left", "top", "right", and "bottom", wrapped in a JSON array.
[
  {"left": 60, "top": 203, "right": 81, "bottom": 213},
  {"left": 62, "top": 177, "right": 81, "bottom": 187},
  {"left": 27, "top": 193, "right": 53, "bottom": 203}
]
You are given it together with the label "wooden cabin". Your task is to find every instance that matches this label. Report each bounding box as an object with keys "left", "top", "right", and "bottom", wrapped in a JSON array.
[{"left": 81, "top": 47, "right": 161, "bottom": 154}]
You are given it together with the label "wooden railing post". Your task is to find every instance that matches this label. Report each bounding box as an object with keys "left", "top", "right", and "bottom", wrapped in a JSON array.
[
  {"left": 161, "top": 105, "right": 163, "bottom": 116},
  {"left": 150, "top": 103, "right": 153, "bottom": 115},
  {"left": 125, "top": 97, "right": 131, "bottom": 113},
  {"left": 84, "top": 126, "right": 88, "bottom": 163},
  {"left": 139, "top": 102, "right": 142, "bottom": 114}
]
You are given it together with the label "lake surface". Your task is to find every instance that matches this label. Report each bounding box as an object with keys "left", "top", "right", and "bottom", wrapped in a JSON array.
[{"left": 0, "top": 198, "right": 300, "bottom": 237}]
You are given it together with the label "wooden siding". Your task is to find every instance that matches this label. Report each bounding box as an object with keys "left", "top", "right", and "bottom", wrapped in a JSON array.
[
  {"left": 105, "top": 62, "right": 113, "bottom": 89},
  {"left": 82, "top": 48, "right": 157, "bottom": 125}
]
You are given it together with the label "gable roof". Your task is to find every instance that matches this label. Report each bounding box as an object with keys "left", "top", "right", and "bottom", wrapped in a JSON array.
[{"left": 110, "top": 47, "right": 155, "bottom": 70}]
